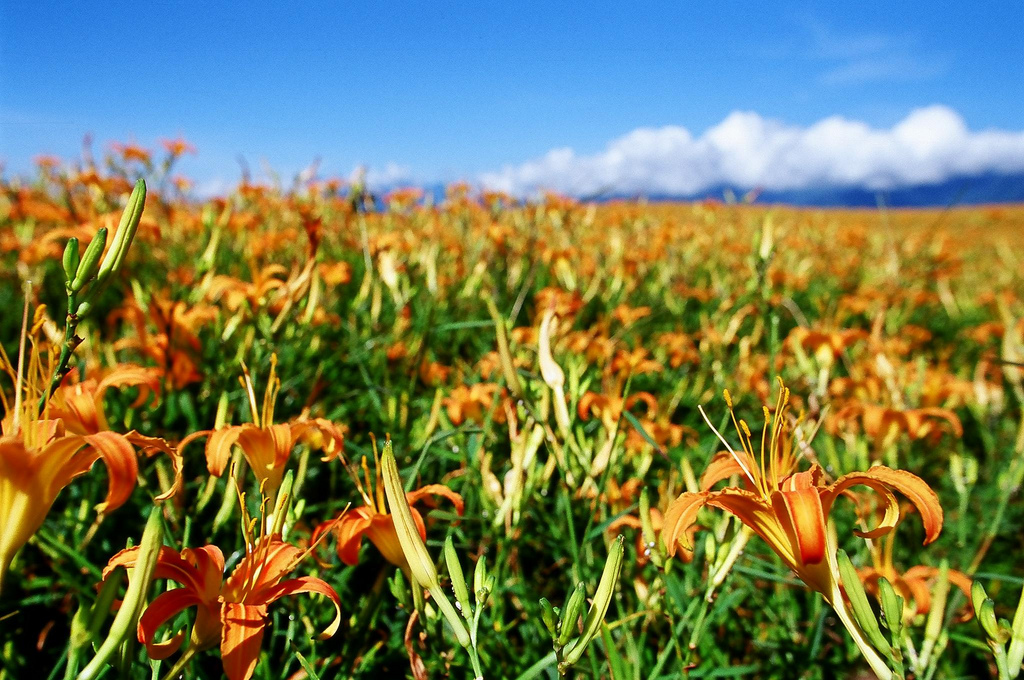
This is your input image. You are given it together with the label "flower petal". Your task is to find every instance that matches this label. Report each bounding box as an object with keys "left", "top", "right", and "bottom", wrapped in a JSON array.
[
  {"left": 82, "top": 431, "right": 139, "bottom": 513},
  {"left": 662, "top": 492, "right": 708, "bottom": 556},
  {"left": 220, "top": 602, "right": 267, "bottom": 680},
  {"left": 708, "top": 489, "right": 799, "bottom": 570},
  {"left": 330, "top": 512, "right": 375, "bottom": 566},
  {"left": 255, "top": 575, "right": 341, "bottom": 638},
  {"left": 824, "top": 467, "right": 943, "bottom": 544},
  {"left": 125, "top": 431, "right": 183, "bottom": 501},
  {"left": 137, "top": 589, "right": 203, "bottom": 660},
  {"left": 405, "top": 483, "right": 465, "bottom": 516},
  {"left": 775, "top": 487, "right": 827, "bottom": 565},
  {"left": 224, "top": 537, "right": 302, "bottom": 595},
  {"left": 204, "top": 427, "right": 242, "bottom": 477},
  {"left": 699, "top": 451, "right": 753, "bottom": 491}
]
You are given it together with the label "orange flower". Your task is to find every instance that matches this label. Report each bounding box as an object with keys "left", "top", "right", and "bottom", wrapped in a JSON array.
[
  {"left": 316, "top": 450, "right": 463, "bottom": 570},
  {"left": 663, "top": 380, "right": 943, "bottom": 599},
  {"left": 160, "top": 137, "right": 197, "bottom": 156},
  {"left": 191, "top": 356, "right": 345, "bottom": 497},
  {"left": 103, "top": 534, "right": 340, "bottom": 680},
  {"left": 662, "top": 380, "right": 943, "bottom": 678},
  {"left": 46, "top": 365, "right": 160, "bottom": 435},
  {"left": 443, "top": 383, "right": 507, "bottom": 426},
  {"left": 0, "top": 335, "right": 177, "bottom": 585}
]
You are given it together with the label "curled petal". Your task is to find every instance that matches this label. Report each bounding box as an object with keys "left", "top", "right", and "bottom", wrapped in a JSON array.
[
  {"left": 330, "top": 512, "right": 374, "bottom": 565},
  {"left": 204, "top": 427, "right": 243, "bottom": 477},
  {"left": 103, "top": 545, "right": 220, "bottom": 595},
  {"left": 904, "top": 565, "right": 975, "bottom": 619},
  {"left": 137, "top": 589, "right": 204, "bottom": 660},
  {"left": 699, "top": 451, "right": 753, "bottom": 491},
  {"left": 96, "top": 365, "right": 161, "bottom": 410},
  {"left": 904, "top": 408, "right": 963, "bottom": 440},
  {"left": 82, "top": 432, "right": 139, "bottom": 513},
  {"left": 405, "top": 484, "right": 465, "bottom": 516},
  {"left": 292, "top": 418, "right": 347, "bottom": 462},
  {"left": 257, "top": 575, "right": 342, "bottom": 638},
  {"left": 824, "top": 467, "right": 943, "bottom": 544},
  {"left": 662, "top": 492, "right": 708, "bottom": 556},
  {"left": 125, "top": 432, "right": 183, "bottom": 501}
]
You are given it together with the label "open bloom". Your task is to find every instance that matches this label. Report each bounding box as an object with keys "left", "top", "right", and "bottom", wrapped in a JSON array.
[
  {"left": 189, "top": 355, "right": 345, "bottom": 498},
  {"left": 104, "top": 533, "right": 340, "bottom": 680},
  {"left": 662, "top": 380, "right": 943, "bottom": 598},
  {"left": 315, "top": 449, "right": 463, "bottom": 569},
  {"left": 0, "top": 324, "right": 180, "bottom": 585}
]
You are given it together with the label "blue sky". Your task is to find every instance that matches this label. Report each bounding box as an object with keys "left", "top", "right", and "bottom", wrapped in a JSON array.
[{"left": 2, "top": 1, "right": 1022, "bottom": 195}]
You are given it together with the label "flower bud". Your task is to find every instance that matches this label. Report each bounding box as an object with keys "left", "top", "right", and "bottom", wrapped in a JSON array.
[
  {"left": 444, "top": 535, "right": 472, "bottom": 621},
  {"left": 561, "top": 536, "right": 624, "bottom": 669},
  {"left": 381, "top": 441, "right": 439, "bottom": 590},
  {"left": 557, "top": 583, "right": 586, "bottom": 646},
  {"left": 62, "top": 237, "right": 80, "bottom": 287},
  {"left": 70, "top": 227, "right": 108, "bottom": 292},
  {"left": 96, "top": 179, "right": 146, "bottom": 284}
]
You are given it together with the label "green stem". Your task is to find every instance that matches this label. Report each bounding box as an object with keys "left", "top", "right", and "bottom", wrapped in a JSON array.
[
  {"left": 159, "top": 646, "right": 197, "bottom": 680},
  {"left": 39, "top": 289, "right": 81, "bottom": 410}
]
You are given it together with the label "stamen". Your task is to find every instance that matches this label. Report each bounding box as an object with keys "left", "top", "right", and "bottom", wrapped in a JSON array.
[
  {"left": 11, "top": 282, "right": 31, "bottom": 433},
  {"left": 698, "top": 404, "right": 757, "bottom": 489},
  {"left": 261, "top": 353, "right": 280, "bottom": 427},
  {"left": 240, "top": 361, "right": 260, "bottom": 428}
]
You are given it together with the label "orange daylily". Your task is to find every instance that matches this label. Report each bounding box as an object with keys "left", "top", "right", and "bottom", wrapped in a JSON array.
[
  {"left": 832, "top": 402, "right": 963, "bottom": 449},
  {"left": 443, "top": 383, "right": 507, "bottom": 426},
  {"left": 316, "top": 451, "right": 463, "bottom": 569},
  {"left": 46, "top": 365, "right": 160, "bottom": 435},
  {"left": 0, "top": 339, "right": 179, "bottom": 586},
  {"left": 663, "top": 380, "right": 943, "bottom": 599},
  {"left": 103, "top": 534, "right": 340, "bottom": 680},
  {"left": 189, "top": 356, "right": 346, "bottom": 497}
]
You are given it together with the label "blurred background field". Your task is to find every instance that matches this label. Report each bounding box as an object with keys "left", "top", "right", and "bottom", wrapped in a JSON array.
[{"left": 1, "top": 145, "right": 1023, "bottom": 678}]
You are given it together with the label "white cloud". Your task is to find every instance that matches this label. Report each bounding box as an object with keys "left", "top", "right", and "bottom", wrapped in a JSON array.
[{"left": 479, "top": 106, "right": 1024, "bottom": 197}]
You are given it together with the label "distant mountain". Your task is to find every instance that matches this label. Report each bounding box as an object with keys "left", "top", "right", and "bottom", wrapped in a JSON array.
[
  {"left": 377, "top": 172, "right": 1024, "bottom": 208},
  {"left": 603, "top": 172, "right": 1024, "bottom": 208}
]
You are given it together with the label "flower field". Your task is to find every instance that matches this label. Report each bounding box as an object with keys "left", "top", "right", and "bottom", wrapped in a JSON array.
[{"left": 2, "top": 143, "right": 1023, "bottom": 679}]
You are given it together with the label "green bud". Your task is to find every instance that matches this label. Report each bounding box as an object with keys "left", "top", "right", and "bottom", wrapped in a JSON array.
[
  {"left": 75, "top": 300, "right": 94, "bottom": 318},
  {"left": 836, "top": 550, "right": 890, "bottom": 656},
  {"left": 68, "top": 597, "right": 92, "bottom": 650},
  {"left": 70, "top": 227, "right": 108, "bottom": 292},
  {"left": 919, "top": 561, "right": 951, "bottom": 668},
  {"left": 558, "top": 583, "right": 586, "bottom": 646},
  {"left": 381, "top": 441, "right": 439, "bottom": 590},
  {"left": 380, "top": 442, "right": 470, "bottom": 648},
  {"left": 561, "top": 536, "right": 624, "bottom": 669},
  {"left": 62, "top": 237, "right": 80, "bottom": 286},
  {"left": 269, "top": 470, "right": 295, "bottom": 537},
  {"left": 96, "top": 178, "right": 146, "bottom": 283},
  {"left": 539, "top": 597, "right": 558, "bottom": 637},
  {"left": 444, "top": 536, "right": 472, "bottom": 621},
  {"left": 877, "top": 577, "right": 905, "bottom": 639},
  {"left": 973, "top": 581, "right": 1006, "bottom": 643},
  {"left": 389, "top": 569, "right": 412, "bottom": 610},
  {"left": 1007, "top": 583, "right": 1024, "bottom": 672},
  {"left": 474, "top": 551, "right": 489, "bottom": 604}
]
